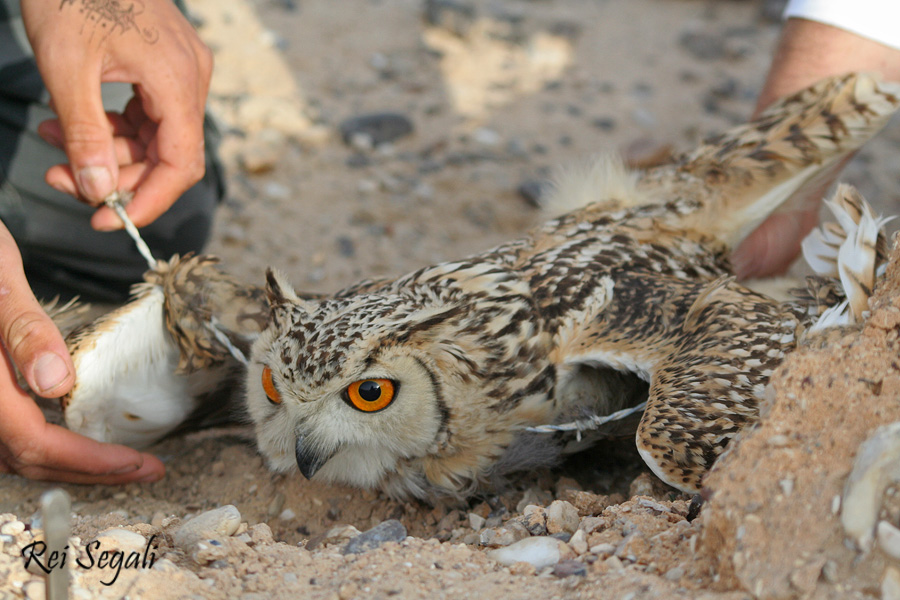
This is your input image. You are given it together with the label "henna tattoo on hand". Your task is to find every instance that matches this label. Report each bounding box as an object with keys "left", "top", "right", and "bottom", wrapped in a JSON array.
[{"left": 59, "top": 0, "right": 159, "bottom": 44}]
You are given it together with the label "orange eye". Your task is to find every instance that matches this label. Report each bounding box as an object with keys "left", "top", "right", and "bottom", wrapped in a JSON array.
[
  {"left": 262, "top": 366, "right": 282, "bottom": 404},
  {"left": 345, "top": 379, "right": 395, "bottom": 413}
]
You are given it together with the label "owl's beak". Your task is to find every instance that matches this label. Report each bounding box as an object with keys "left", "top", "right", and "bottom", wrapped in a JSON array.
[{"left": 295, "top": 435, "right": 335, "bottom": 479}]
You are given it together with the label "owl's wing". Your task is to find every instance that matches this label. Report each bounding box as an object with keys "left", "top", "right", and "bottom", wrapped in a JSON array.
[
  {"left": 62, "top": 254, "right": 265, "bottom": 448},
  {"left": 640, "top": 73, "right": 900, "bottom": 249},
  {"left": 548, "top": 272, "right": 800, "bottom": 493},
  {"left": 552, "top": 185, "right": 889, "bottom": 493}
]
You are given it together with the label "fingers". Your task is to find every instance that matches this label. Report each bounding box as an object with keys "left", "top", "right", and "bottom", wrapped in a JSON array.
[
  {"left": 0, "top": 226, "right": 74, "bottom": 398},
  {"left": 0, "top": 348, "right": 164, "bottom": 484},
  {"left": 39, "top": 63, "right": 120, "bottom": 204}
]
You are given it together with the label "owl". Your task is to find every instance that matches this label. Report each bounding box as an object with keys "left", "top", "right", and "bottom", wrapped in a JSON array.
[
  {"left": 243, "top": 73, "right": 900, "bottom": 499},
  {"left": 62, "top": 74, "right": 899, "bottom": 501}
]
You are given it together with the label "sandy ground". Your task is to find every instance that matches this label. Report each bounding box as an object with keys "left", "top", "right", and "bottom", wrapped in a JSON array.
[{"left": 3, "top": 0, "right": 900, "bottom": 598}]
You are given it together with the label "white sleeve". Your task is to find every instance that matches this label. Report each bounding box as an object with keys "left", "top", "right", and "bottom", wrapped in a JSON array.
[{"left": 784, "top": 0, "right": 900, "bottom": 51}]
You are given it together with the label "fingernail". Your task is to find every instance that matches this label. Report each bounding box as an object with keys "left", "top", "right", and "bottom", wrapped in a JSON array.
[
  {"left": 33, "top": 352, "right": 71, "bottom": 394},
  {"left": 48, "top": 181, "right": 72, "bottom": 196},
  {"left": 76, "top": 166, "right": 113, "bottom": 201},
  {"left": 139, "top": 472, "right": 163, "bottom": 483},
  {"left": 110, "top": 464, "right": 141, "bottom": 475}
]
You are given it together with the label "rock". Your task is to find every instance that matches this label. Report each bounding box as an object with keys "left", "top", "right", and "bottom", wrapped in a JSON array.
[
  {"left": 519, "top": 505, "right": 548, "bottom": 536},
  {"left": 552, "top": 559, "right": 587, "bottom": 578},
  {"left": 678, "top": 31, "right": 726, "bottom": 61},
  {"left": 473, "top": 128, "right": 501, "bottom": 146},
  {"left": 629, "top": 473, "right": 657, "bottom": 498},
  {"left": 486, "top": 536, "right": 567, "bottom": 569},
  {"left": 568, "top": 529, "right": 588, "bottom": 555},
  {"left": 878, "top": 521, "right": 900, "bottom": 560},
  {"left": 468, "top": 513, "right": 486, "bottom": 530},
  {"left": 841, "top": 422, "right": 900, "bottom": 551},
  {"left": 589, "top": 542, "right": 616, "bottom": 556},
  {"left": 885, "top": 567, "right": 900, "bottom": 600},
  {"left": 174, "top": 505, "right": 242, "bottom": 552},
  {"left": 0, "top": 520, "right": 24, "bottom": 536},
  {"left": 480, "top": 522, "right": 531, "bottom": 547},
  {"left": 249, "top": 523, "right": 274, "bottom": 546},
  {"left": 279, "top": 509, "right": 296, "bottom": 521},
  {"left": 516, "top": 180, "right": 549, "bottom": 208},
  {"left": 336, "top": 236, "right": 356, "bottom": 258},
  {"left": 546, "top": 500, "right": 579, "bottom": 535},
  {"left": 23, "top": 581, "right": 45, "bottom": 600},
  {"left": 343, "top": 520, "right": 407, "bottom": 555},
  {"left": 339, "top": 113, "right": 414, "bottom": 148},
  {"left": 93, "top": 528, "right": 147, "bottom": 554},
  {"left": 591, "top": 117, "right": 616, "bottom": 131}
]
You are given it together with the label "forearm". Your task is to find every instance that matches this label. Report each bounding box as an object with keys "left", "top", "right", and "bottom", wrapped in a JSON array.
[{"left": 754, "top": 18, "right": 900, "bottom": 115}]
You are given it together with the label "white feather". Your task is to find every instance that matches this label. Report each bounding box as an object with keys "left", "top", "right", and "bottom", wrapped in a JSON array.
[
  {"left": 65, "top": 287, "right": 200, "bottom": 448},
  {"left": 542, "top": 155, "right": 650, "bottom": 218}
]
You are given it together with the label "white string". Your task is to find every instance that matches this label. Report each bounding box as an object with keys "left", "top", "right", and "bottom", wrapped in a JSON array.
[
  {"left": 104, "top": 191, "right": 157, "bottom": 269},
  {"left": 525, "top": 401, "right": 647, "bottom": 440},
  {"left": 206, "top": 317, "right": 249, "bottom": 365}
]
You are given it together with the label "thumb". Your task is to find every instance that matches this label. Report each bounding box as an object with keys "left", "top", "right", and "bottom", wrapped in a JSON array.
[
  {"left": 0, "top": 227, "right": 74, "bottom": 397},
  {"left": 44, "top": 70, "right": 119, "bottom": 203}
]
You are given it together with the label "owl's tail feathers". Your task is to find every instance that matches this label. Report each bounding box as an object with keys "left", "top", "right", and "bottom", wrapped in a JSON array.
[
  {"left": 648, "top": 73, "right": 900, "bottom": 248},
  {"left": 800, "top": 184, "right": 892, "bottom": 331}
]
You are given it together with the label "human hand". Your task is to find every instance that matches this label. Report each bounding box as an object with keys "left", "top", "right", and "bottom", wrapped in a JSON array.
[
  {"left": 0, "top": 223, "right": 164, "bottom": 483},
  {"left": 21, "top": 0, "right": 213, "bottom": 231}
]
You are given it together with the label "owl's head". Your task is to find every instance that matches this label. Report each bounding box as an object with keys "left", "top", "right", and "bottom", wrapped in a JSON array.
[{"left": 247, "top": 269, "right": 482, "bottom": 497}]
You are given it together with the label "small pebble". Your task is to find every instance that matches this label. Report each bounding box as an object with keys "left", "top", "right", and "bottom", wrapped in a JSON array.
[
  {"left": 568, "top": 529, "right": 588, "bottom": 555},
  {"left": 841, "top": 421, "right": 900, "bottom": 551},
  {"left": 480, "top": 522, "right": 530, "bottom": 547},
  {"left": 339, "top": 113, "right": 414, "bottom": 148},
  {"left": 174, "top": 505, "right": 242, "bottom": 552},
  {"left": 279, "top": 509, "right": 297, "bottom": 521},
  {"left": 486, "top": 536, "right": 566, "bottom": 569},
  {"left": 336, "top": 236, "right": 356, "bottom": 258},
  {"left": 473, "top": 128, "right": 501, "bottom": 146},
  {"left": 546, "top": 500, "right": 579, "bottom": 535},
  {"left": 605, "top": 555, "right": 625, "bottom": 571},
  {"left": 516, "top": 180, "right": 549, "bottom": 208},
  {"left": 590, "top": 542, "right": 616, "bottom": 556},
  {"left": 552, "top": 559, "right": 587, "bottom": 578},
  {"left": 884, "top": 567, "right": 900, "bottom": 600},
  {"left": 343, "top": 520, "right": 407, "bottom": 555},
  {"left": 878, "top": 521, "right": 900, "bottom": 560},
  {"left": 23, "top": 580, "right": 45, "bottom": 600},
  {"left": 0, "top": 520, "right": 24, "bottom": 536},
  {"left": 468, "top": 513, "right": 486, "bottom": 530},
  {"left": 678, "top": 31, "right": 726, "bottom": 61},
  {"left": 93, "top": 528, "right": 147, "bottom": 554}
]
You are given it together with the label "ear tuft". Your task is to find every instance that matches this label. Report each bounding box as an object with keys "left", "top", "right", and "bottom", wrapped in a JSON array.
[{"left": 265, "top": 268, "right": 287, "bottom": 307}]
